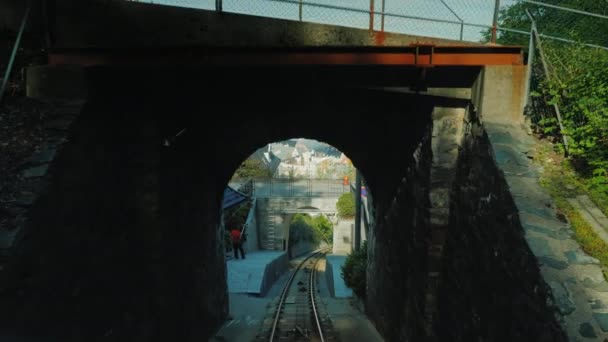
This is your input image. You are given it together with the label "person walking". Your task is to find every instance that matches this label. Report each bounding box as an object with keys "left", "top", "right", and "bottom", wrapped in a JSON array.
[{"left": 231, "top": 227, "right": 245, "bottom": 260}]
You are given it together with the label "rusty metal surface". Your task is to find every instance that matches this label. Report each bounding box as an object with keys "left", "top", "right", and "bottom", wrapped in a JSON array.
[{"left": 48, "top": 45, "right": 523, "bottom": 67}]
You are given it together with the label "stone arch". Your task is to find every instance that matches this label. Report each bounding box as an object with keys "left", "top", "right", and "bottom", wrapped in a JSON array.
[
  {"left": 144, "top": 82, "right": 435, "bottom": 341},
  {"left": 0, "top": 67, "right": 435, "bottom": 342}
]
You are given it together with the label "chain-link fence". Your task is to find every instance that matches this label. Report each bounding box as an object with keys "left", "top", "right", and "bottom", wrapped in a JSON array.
[
  {"left": 126, "top": 0, "right": 608, "bottom": 47},
  {"left": 128, "top": 0, "right": 500, "bottom": 42},
  {"left": 516, "top": 2, "right": 608, "bottom": 173},
  {"left": 496, "top": 0, "right": 608, "bottom": 50},
  {"left": 127, "top": 0, "right": 608, "bottom": 50}
]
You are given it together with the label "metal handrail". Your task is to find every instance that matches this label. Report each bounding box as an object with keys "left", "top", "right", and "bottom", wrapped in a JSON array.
[
  {"left": 134, "top": 0, "right": 608, "bottom": 50},
  {"left": 526, "top": 10, "right": 569, "bottom": 156},
  {"left": 439, "top": 0, "right": 465, "bottom": 41},
  {"left": 240, "top": 197, "right": 256, "bottom": 240},
  {"left": 0, "top": 1, "right": 32, "bottom": 105}
]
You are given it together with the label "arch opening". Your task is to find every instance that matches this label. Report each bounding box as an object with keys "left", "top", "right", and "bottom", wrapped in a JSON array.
[{"left": 221, "top": 137, "right": 374, "bottom": 261}]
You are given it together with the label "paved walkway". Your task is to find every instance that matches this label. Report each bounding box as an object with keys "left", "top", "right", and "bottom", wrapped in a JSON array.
[
  {"left": 226, "top": 250, "right": 287, "bottom": 295},
  {"left": 486, "top": 122, "right": 608, "bottom": 340}
]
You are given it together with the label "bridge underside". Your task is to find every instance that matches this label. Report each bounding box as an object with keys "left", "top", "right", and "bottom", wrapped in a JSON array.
[
  {"left": 47, "top": 45, "right": 522, "bottom": 90},
  {"left": 49, "top": 46, "right": 523, "bottom": 67}
]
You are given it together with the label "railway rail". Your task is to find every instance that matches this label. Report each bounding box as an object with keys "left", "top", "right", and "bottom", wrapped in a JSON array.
[{"left": 257, "top": 250, "right": 338, "bottom": 342}]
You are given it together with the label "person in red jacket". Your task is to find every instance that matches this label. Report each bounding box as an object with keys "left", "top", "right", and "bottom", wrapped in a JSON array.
[{"left": 231, "top": 228, "right": 245, "bottom": 260}]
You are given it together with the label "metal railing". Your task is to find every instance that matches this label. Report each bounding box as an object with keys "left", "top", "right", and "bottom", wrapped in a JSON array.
[
  {"left": 0, "top": 1, "right": 31, "bottom": 105},
  {"left": 237, "top": 178, "right": 349, "bottom": 198},
  {"left": 128, "top": 0, "right": 502, "bottom": 43},
  {"left": 127, "top": 0, "right": 608, "bottom": 50},
  {"left": 497, "top": 0, "right": 608, "bottom": 51}
]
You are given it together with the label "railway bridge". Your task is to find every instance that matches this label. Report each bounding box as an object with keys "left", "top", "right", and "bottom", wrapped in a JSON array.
[{"left": 0, "top": 0, "right": 602, "bottom": 341}]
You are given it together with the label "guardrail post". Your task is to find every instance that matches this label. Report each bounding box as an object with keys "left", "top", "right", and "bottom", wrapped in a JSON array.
[
  {"left": 42, "top": 0, "right": 55, "bottom": 48},
  {"left": 381, "top": 0, "right": 385, "bottom": 32},
  {"left": 354, "top": 170, "right": 362, "bottom": 251},
  {"left": 369, "top": 0, "right": 375, "bottom": 31},
  {"left": 0, "top": 1, "right": 31, "bottom": 106},
  {"left": 439, "top": 0, "right": 464, "bottom": 41},
  {"left": 526, "top": 10, "right": 569, "bottom": 156},
  {"left": 524, "top": 24, "right": 535, "bottom": 107},
  {"left": 491, "top": 0, "right": 500, "bottom": 43},
  {"left": 460, "top": 21, "right": 464, "bottom": 41}
]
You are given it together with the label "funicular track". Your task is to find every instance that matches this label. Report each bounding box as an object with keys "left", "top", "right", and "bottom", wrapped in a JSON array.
[{"left": 257, "top": 249, "right": 338, "bottom": 342}]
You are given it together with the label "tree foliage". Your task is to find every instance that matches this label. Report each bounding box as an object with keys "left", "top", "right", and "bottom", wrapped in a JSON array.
[
  {"left": 493, "top": 0, "right": 608, "bottom": 194},
  {"left": 486, "top": 0, "right": 608, "bottom": 47},
  {"left": 289, "top": 213, "right": 334, "bottom": 245},
  {"left": 289, "top": 213, "right": 319, "bottom": 245},
  {"left": 336, "top": 192, "right": 356, "bottom": 218},
  {"left": 313, "top": 215, "right": 333, "bottom": 244},
  {"left": 232, "top": 158, "right": 272, "bottom": 180}
]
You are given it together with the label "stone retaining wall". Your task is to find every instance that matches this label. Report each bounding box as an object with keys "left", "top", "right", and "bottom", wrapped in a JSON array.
[
  {"left": 0, "top": 100, "right": 229, "bottom": 341},
  {"left": 484, "top": 122, "right": 608, "bottom": 340},
  {"left": 366, "top": 123, "right": 433, "bottom": 341},
  {"left": 436, "top": 111, "right": 567, "bottom": 341}
]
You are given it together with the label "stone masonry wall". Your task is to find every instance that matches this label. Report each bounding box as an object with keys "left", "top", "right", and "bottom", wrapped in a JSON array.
[
  {"left": 436, "top": 109, "right": 567, "bottom": 341},
  {"left": 366, "top": 123, "right": 432, "bottom": 342},
  {"left": 0, "top": 100, "right": 228, "bottom": 341},
  {"left": 424, "top": 106, "right": 466, "bottom": 333},
  {"left": 485, "top": 122, "right": 608, "bottom": 339}
]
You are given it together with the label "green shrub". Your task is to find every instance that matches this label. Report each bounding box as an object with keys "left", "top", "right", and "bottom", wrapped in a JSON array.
[
  {"left": 232, "top": 158, "right": 272, "bottom": 180},
  {"left": 313, "top": 215, "right": 333, "bottom": 244},
  {"left": 289, "top": 213, "right": 320, "bottom": 245},
  {"left": 336, "top": 192, "right": 356, "bottom": 218},
  {"left": 488, "top": 1, "right": 608, "bottom": 197},
  {"left": 341, "top": 241, "right": 368, "bottom": 298}
]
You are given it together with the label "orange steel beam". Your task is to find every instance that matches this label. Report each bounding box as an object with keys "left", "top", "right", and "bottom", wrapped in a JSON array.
[{"left": 48, "top": 45, "right": 524, "bottom": 67}]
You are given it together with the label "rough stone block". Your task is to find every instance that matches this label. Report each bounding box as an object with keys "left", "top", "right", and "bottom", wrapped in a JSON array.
[
  {"left": 429, "top": 188, "right": 449, "bottom": 207},
  {"left": 549, "top": 281, "right": 576, "bottom": 315},
  {"left": 581, "top": 278, "right": 608, "bottom": 293},
  {"left": 579, "top": 323, "right": 597, "bottom": 338},
  {"left": 591, "top": 299, "right": 605, "bottom": 310},
  {"left": 22, "top": 164, "right": 49, "bottom": 178},
  {"left": 564, "top": 250, "right": 600, "bottom": 265},
  {"left": 593, "top": 313, "right": 608, "bottom": 332},
  {"left": 44, "top": 118, "right": 73, "bottom": 131},
  {"left": 539, "top": 256, "right": 569, "bottom": 270},
  {"left": 15, "top": 191, "right": 36, "bottom": 207},
  {"left": 28, "top": 148, "right": 57, "bottom": 165},
  {"left": 526, "top": 236, "right": 555, "bottom": 257}
]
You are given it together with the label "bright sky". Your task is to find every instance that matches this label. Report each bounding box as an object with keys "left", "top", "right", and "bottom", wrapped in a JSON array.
[{"left": 135, "top": 0, "right": 521, "bottom": 42}]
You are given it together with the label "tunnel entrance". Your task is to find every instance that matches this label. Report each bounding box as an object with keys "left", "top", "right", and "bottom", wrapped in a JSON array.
[
  {"left": 217, "top": 138, "right": 375, "bottom": 340},
  {"left": 222, "top": 138, "right": 370, "bottom": 264}
]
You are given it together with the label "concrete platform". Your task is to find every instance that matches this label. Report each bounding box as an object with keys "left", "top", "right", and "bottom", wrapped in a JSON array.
[
  {"left": 215, "top": 254, "right": 383, "bottom": 342},
  {"left": 325, "top": 255, "right": 353, "bottom": 298},
  {"left": 226, "top": 250, "right": 288, "bottom": 296}
]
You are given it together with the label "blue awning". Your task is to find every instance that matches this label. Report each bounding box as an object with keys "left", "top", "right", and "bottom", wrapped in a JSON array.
[{"left": 222, "top": 186, "right": 249, "bottom": 210}]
